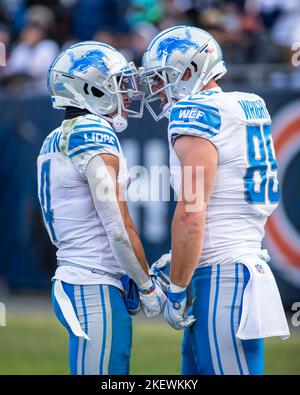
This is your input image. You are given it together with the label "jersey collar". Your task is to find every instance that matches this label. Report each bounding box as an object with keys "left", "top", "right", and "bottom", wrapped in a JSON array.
[{"left": 203, "top": 87, "right": 222, "bottom": 93}]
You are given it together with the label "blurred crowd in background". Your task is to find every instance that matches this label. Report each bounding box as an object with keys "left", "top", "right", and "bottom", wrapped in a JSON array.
[
  {"left": 0, "top": 0, "right": 299, "bottom": 297},
  {"left": 0, "top": 0, "right": 299, "bottom": 95}
]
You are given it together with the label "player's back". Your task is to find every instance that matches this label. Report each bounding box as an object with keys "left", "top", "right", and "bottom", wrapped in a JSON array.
[
  {"left": 168, "top": 88, "right": 280, "bottom": 266},
  {"left": 37, "top": 114, "right": 128, "bottom": 278}
]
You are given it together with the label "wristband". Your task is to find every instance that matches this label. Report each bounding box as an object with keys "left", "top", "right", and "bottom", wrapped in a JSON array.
[
  {"left": 138, "top": 278, "right": 155, "bottom": 294},
  {"left": 169, "top": 283, "right": 187, "bottom": 293}
]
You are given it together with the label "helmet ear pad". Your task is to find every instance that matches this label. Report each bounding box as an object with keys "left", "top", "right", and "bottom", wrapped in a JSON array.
[
  {"left": 174, "top": 63, "right": 201, "bottom": 98},
  {"left": 83, "top": 77, "right": 119, "bottom": 116},
  {"left": 170, "top": 38, "right": 218, "bottom": 98},
  {"left": 172, "top": 47, "right": 227, "bottom": 98}
]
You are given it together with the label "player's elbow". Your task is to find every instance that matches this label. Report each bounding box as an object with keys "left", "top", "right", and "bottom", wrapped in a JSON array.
[
  {"left": 184, "top": 215, "right": 204, "bottom": 238},
  {"left": 124, "top": 216, "right": 137, "bottom": 236},
  {"left": 106, "top": 215, "right": 136, "bottom": 246},
  {"left": 173, "top": 211, "right": 204, "bottom": 238},
  {"left": 108, "top": 225, "right": 129, "bottom": 245},
  {"left": 109, "top": 221, "right": 137, "bottom": 247}
]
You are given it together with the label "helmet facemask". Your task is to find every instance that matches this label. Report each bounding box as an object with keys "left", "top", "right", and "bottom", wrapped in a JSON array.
[
  {"left": 139, "top": 65, "right": 181, "bottom": 121},
  {"left": 140, "top": 44, "right": 216, "bottom": 121},
  {"left": 115, "top": 66, "right": 144, "bottom": 118},
  {"left": 140, "top": 27, "right": 227, "bottom": 121},
  {"left": 99, "top": 64, "right": 145, "bottom": 132}
]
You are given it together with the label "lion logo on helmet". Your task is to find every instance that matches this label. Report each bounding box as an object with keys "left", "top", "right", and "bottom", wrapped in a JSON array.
[
  {"left": 156, "top": 30, "right": 199, "bottom": 64},
  {"left": 68, "top": 49, "right": 109, "bottom": 76}
]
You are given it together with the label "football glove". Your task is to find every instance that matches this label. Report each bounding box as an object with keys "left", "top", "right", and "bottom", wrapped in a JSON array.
[
  {"left": 150, "top": 251, "right": 171, "bottom": 292},
  {"left": 164, "top": 287, "right": 196, "bottom": 330},
  {"left": 138, "top": 278, "right": 167, "bottom": 318},
  {"left": 120, "top": 275, "right": 140, "bottom": 316}
]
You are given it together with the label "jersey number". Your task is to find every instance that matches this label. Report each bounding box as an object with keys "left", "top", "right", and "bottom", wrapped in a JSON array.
[
  {"left": 244, "top": 124, "right": 280, "bottom": 204},
  {"left": 40, "top": 159, "right": 57, "bottom": 242}
]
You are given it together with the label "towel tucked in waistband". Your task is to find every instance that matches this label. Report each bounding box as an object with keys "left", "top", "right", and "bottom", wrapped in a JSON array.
[
  {"left": 236, "top": 250, "right": 290, "bottom": 340},
  {"left": 53, "top": 280, "right": 90, "bottom": 340}
]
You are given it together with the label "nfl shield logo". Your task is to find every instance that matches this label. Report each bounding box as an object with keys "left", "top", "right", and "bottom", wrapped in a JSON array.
[{"left": 255, "top": 264, "right": 265, "bottom": 274}]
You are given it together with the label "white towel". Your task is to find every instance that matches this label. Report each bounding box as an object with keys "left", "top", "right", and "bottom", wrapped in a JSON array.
[
  {"left": 53, "top": 280, "right": 90, "bottom": 340},
  {"left": 236, "top": 250, "right": 290, "bottom": 340}
]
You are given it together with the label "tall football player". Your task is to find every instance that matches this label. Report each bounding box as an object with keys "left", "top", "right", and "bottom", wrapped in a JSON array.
[
  {"left": 37, "top": 41, "right": 165, "bottom": 375},
  {"left": 140, "top": 26, "right": 289, "bottom": 375}
]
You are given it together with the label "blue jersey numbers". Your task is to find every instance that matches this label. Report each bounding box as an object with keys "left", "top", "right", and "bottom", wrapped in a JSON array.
[
  {"left": 244, "top": 124, "right": 280, "bottom": 204},
  {"left": 39, "top": 159, "right": 57, "bottom": 242}
]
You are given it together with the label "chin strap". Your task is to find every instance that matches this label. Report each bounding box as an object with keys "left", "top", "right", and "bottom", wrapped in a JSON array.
[
  {"left": 110, "top": 92, "right": 128, "bottom": 133},
  {"left": 110, "top": 114, "right": 128, "bottom": 133}
]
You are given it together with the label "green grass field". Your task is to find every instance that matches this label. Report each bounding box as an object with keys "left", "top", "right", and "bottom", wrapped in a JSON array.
[{"left": 0, "top": 313, "right": 299, "bottom": 375}]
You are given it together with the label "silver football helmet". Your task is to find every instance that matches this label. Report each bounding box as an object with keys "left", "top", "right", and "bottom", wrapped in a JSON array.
[
  {"left": 48, "top": 41, "right": 144, "bottom": 132},
  {"left": 139, "top": 25, "right": 227, "bottom": 121}
]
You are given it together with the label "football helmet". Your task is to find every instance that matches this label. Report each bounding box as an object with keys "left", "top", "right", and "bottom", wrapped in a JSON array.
[
  {"left": 48, "top": 41, "right": 143, "bottom": 132},
  {"left": 139, "top": 25, "right": 227, "bottom": 121}
]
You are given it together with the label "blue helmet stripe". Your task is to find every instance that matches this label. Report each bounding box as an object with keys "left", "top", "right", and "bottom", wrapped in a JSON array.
[{"left": 47, "top": 51, "right": 66, "bottom": 95}]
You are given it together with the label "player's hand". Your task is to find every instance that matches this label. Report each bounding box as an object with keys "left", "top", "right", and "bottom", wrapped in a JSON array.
[
  {"left": 138, "top": 278, "right": 167, "bottom": 318},
  {"left": 150, "top": 251, "right": 171, "bottom": 292},
  {"left": 164, "top": 287, "right": 196, "bottom": 330}
]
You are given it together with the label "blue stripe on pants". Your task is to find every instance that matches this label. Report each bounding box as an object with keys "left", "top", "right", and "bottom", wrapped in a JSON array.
[
  {"left": 80, "top": 285, "right": 88, "bottom": 374},
  {"left": 51, "top": 281, "right": 132, "bottom": 375},
  {"left": 212, "top": 264, "right": 224, "bottom": 374},
  {"left": 108, "top": 286, "right": 132, "bottom": 374},
  {"left": 99, "top": 285, "right": 107, "bottom": 374},
  {"left": 181, "top": 263, "right": 264, "bottom": 375},
  {"left": 230, "top": 263, "right": 244, "bottom": 374},
  {"left": 51, "top": 282, "right": 79, "bottom": 375},
  {"left": 240, "top": 265, "right": 264, "bottom": 375},
  {"left": 182, "top": 266, "right": 215, "bottom": 374}
]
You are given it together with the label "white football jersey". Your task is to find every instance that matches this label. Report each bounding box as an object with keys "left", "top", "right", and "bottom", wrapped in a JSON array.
[
  {"left": 37, "top": 114, "right": 129, "bottom": 287},
  {"left": 168, "top": 87, "right": 280, "bottom": 267}
]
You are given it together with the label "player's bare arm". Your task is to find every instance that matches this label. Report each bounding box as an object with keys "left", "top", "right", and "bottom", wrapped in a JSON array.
[
  {"left": 140, "top": 23, "right": 289, "bottom": 373},
  {"left": 171, "top": 135, "right": 217, "bottom": 287},
  {"left": 162, "top": 135, "right": 217, "bottom": 330}
]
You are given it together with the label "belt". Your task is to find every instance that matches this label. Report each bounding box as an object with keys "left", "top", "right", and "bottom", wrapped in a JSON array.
[{"left": 57, "top": 260, "right": 122, "bottom": 280}]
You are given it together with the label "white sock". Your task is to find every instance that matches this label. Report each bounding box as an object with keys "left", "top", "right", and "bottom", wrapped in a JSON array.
[{"left": 169, "top": 283, "right": 186, "bottom": 293}]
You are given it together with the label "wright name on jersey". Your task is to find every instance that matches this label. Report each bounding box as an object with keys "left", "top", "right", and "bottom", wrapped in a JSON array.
[
  {"left": 37, "top": 114, "right": 129, "bottom": 289},
  {"left": 168, "top": 87, "right": 280, "bottom": 267}
]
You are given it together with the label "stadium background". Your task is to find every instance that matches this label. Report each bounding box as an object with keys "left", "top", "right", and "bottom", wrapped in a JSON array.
[{"left": 0, "top": 0, "right": 299, "bottom": 374}]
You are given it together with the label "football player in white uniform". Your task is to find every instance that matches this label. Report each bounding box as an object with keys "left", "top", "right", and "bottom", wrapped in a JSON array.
[
  {"left": 141, "top": 26, "right": 289, "bottom": 375},
  {"left": 37, "top": 41, "right": 166, "bottom": 375}
]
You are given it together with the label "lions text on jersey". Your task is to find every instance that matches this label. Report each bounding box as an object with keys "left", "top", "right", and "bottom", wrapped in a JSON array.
[
  {"left": 168, "top": 87, "right": 280, "bottom": 268},
  {"left": 37, "top": 114, "right": 129, "bottom": 288}
]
